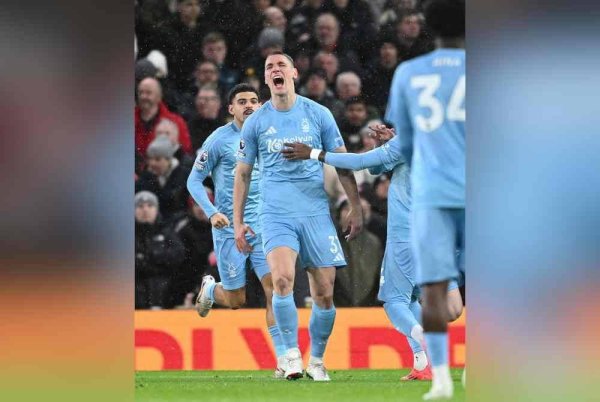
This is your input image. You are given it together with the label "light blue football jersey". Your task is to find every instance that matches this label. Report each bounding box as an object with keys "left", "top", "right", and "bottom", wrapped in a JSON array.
[
  {"left": 385, "top": 48, "right": 465, "bottom": 209},
  {"left": 187, "top": 122, "right": 261, "bottom": 239},
  {"left": 237, "top": 95, "right": 345, "bottom": 218},
  {"left": 324, "top": 135, "right": 411, "bottom": 242}
]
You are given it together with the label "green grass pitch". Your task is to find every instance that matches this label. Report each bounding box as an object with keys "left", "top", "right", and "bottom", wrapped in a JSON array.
[{"left": 136, "top": 369, "right": 465, "bottom": 402}]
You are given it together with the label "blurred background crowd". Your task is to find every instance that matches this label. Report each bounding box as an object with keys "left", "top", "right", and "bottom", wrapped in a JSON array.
[{"left": 134, "top": 0, "right": 437, "bottom": 310}]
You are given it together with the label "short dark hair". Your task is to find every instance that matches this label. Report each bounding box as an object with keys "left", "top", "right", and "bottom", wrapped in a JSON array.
[
  {"left": 423, "top": 0, "right": 465, "bottom": 38},
  {"left": 227, "top": 83, "right": 260, "bottom": 104},
  {"left": 202, "top": 31, "right": 226, "bottom": 47},
  {"left": 266, "top": 51, "right": 295, "bottom": 67},
  {"left": 345, "top": 96, "right": 367, "bottom": 108}
]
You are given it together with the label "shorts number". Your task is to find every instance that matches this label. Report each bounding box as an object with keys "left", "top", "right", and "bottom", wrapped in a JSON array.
[
  {"left": 411, "top": 74, "right": 465, "bottom": 132},
  {"left": 328, "top": 235, "right": 340, "bottom": 254}
]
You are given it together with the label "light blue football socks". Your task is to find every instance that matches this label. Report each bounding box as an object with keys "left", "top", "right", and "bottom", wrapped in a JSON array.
[
  {"left": 272, "top": 292, "right": 298, "bottom": 349},
  {"left": 309, "top": 303, "right": 336, "bottom": 358},
  {"left": 424, "top": 332, "right": 448, "bottom": 367},
  {"left": 384, "top": 302, "right": 423, "bottom": 354},
  {"left": 268, "top": 325, "right": 287, "bottom": 358}
]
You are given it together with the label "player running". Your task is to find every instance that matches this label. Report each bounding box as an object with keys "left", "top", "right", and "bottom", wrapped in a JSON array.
[
  {"left": 386, "top": 0, "right": 465, "bottom": 398},
  {"left": 188, "top": 84, "right": 287, "bottom": 378},
  {"left": 233, "top": 52, "right": 363, "bottom": 381},
  {"left": 282, "top": 125, "right": 464, "bottom": 382}
]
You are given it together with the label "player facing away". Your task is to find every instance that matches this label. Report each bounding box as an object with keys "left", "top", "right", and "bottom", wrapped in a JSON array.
[
  {"left": 386, "top": 0, "right": 465, "bottom": 399},
  {"left": 188, "top": 84, "right": 287, "bottom": 378},
  {"left": 282, "top": 126, "right": 465, "bottom": 382},
  {"left": 233, "top": 52, "right": 363, "bottom": 381}
]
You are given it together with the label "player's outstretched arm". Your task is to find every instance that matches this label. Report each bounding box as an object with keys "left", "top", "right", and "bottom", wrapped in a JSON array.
[
  {"left": 282, "top": 142, "right": 386, "bottom": 171},
  {"left": 233, "top": 161, "right": 255, "bottom": 253}
]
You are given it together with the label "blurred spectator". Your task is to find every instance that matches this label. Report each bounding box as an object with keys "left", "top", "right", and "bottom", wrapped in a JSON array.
[
  {"left": 335, "top": 71, "right": 361, "bottom": 101},
  {"left": 358, "top": 171, "right": 388, "bottom": 245},
  {"left": 275, "top": 0, "right": 299, "bottom": 16},
  {"left": 312, "top": 51, "right": 340, "bottom": 91},
  {"left": 135, "top": 58, "right": 159, "bottom": 86},
  {"left": 334, "top": 72, "right": 381, "bottom": 119},
  {"left": 179, "top": 59, "right": 224, "bottom": 119},
  {"left": 298, "top": 67, "right": 343, "bottom": 112},
  {"left": 146, "top": 49, "right": 168, "bottom": 78},
  {"left": 242, "top": 27, "right": 286, "bottom": 90},
  {"left": 363, "top": 38, "right": 401, "bottom": 114},
  {"left": 135, "top": 0, "right": 172, "bottom": 58},
  {"left": 287, "top": 0, "right": 325, "bottom": 55},
  {"left": 144, "top": 49, "right": 196, "bottom": 118},
  {"left": 135, "top": 77, "right": 192, "bottom": 156},
  {"left": 378, "top": 0, "right": 417, "bottom": 27},
  {"left": 151, "top": 0, "right": 215, "bottom": 90},
  {"left": 338, "top": 96, "right": 370, "bottom": 152},
  {"left": 322, "top": 0, "right": 378, "bottom": 62},
  {"left": 154, "top": 118, "right": 194, "bottom": 171},
  {"left": 136, "top": 136, "right": 190, "bottom": 221},
  {"left": 306, "top": 13, "right": 363, "bottom": 75},
  {"left": 333, "top": 198, "right": 383, "bottom": 307},
  {"left": 293, "top": 49, "right": 312, "bottom": 80},
  {"left": 172, "top": 196, "right": 216, "bottom": 308},
  {"left": 264, "top": 6, "right": 288, "bottom": 33},
  {"left": 201, "top": 32, "right": 240, "bottom": 95},
  {"left": 369, "top": 172, "right": 390, "bottom": 216},
  {"left": 188, "top": 86, "right": 225, "bottom": 151},
  {"left": 135, "top": 191, "right": 185, "bottom": 309},
  {"left": 384, "top": 8, "right": 434, "bottom": 61}
]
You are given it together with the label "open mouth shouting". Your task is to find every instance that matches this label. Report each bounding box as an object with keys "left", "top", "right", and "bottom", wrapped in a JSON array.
[
  {"left": 243, "top": 109, "right": 254, "bottom": 116},
  {"left": 272, "top": 74, "right": 285, "bottom": 90}
]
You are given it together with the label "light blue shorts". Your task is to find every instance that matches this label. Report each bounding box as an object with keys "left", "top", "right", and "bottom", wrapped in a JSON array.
[
  {"left": 377, "top": 242, "right": 420, "bottom": 304},
  {"left": 412, "top": 208, "right": 465, "bottom": 285},
  {"left": 261, "top": 214, "right": 347, "bottom": 269},
  {"left": 214, "top": 235, "right": 270, "bottom": 290}
]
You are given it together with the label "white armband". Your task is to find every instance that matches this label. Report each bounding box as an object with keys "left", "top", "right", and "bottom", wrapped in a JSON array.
[{"left": 310, "top": 149, "right": 322, "bottom": 160}]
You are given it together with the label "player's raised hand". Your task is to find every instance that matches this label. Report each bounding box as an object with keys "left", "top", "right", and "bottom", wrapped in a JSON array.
[
  {"left": 344, "top": 207, "right": 364, "bottom": 241},
  {"left": 210, "top": 212, "right": 230, "bottom": 229},
  {"left": 234, "top": 223, "right": 256, "bottom": 253},
  {"left": 281, "top": 142, "right": 312, "bottom": 160},
  {"left": 369, "top": 124, "right": 395, "bottom": 144}
]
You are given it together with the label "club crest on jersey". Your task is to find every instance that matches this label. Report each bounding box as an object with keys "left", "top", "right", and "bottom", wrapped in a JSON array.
[
  {"left": 301, "top": 118, "right": 310, "bottom": 133},
  {"left": 194, "top": 150, "right": 209, "bottom": 170}
]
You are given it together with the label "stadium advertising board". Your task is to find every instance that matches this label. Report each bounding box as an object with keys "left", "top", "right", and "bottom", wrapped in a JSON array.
[{"left": 135, "top": 308, "right": 465, "bottom": 370}]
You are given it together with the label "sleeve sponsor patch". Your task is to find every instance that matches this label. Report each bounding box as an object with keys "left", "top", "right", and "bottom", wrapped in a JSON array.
[{"left": 194, "top": 150, "right": 209, "bottom": 170}]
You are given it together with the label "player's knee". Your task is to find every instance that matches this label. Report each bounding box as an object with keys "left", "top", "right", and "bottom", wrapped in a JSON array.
[{"left": 273, "top": 276, "right": 293, "bottom": 295}]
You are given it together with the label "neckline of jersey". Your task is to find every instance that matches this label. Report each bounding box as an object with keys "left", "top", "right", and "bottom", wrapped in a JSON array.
[{"left": 267, "top": 95, "right": 300, "bottom": 114}]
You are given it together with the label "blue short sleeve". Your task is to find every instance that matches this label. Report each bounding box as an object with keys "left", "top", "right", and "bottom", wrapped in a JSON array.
[{"left": 319, "top": 107, "right": 345, "bottom": 151}]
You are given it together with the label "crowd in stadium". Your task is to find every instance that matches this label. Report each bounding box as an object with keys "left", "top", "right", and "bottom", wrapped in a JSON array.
[{"left": 134, "top": 0, "right": 437, "bottom": 310}]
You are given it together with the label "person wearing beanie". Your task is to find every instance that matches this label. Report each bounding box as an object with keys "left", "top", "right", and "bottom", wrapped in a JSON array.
[
  {"left": 136, "top": 135, "right": 190, "bottom": 221},
  {"left": 146, "top": 49, "right": 168, "bottom": 78},
  {"left": 135, "top": 190, "right": 185, "bottom": 309},
  {"left": 241, "top": 27, "right": 286, "bottom": 89}
]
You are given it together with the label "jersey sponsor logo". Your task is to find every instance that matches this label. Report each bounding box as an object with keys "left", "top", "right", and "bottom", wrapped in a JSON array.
[
  {"left": 301, "top": 118, "right": 310, "bottom": 133},
  {"left": 266, "top": 135, "right": 313, "bottom": 154},
  {"left": 194, "top": 150, "right": 209, "bottom": 170},
  {"left": 263, "top": 126, "right": 277, "bottom": 136}
]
